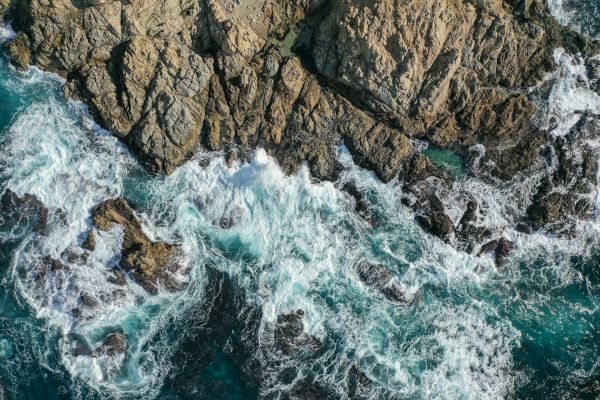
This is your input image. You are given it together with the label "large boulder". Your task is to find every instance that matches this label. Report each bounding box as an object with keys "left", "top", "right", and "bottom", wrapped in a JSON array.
[{"left": 4, "top": 32, "right": 31, "bottom": 70}]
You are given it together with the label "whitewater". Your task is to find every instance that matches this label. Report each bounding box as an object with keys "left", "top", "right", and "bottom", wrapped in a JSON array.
[{"left": 1, "top": 2, "right": 600, "bottom": 399}]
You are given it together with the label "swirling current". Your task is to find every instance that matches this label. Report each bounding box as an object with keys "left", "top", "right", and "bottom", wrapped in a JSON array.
[{"left": 1, "top": 3, "right": 600, "bottom": 399}]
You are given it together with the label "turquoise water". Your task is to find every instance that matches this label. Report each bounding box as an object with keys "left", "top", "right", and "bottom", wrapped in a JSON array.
[
  {"left": 0, "top": 7, "right": 600, "bottom": 399},
  {"left": 422, "top": 144, "right": 467, "bottom": 178}
]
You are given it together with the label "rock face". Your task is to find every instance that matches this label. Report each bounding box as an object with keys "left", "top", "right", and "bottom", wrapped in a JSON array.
[
  {"left": 313, "top": 0, "right": 596, "bottom": 178},
  {"left": 94, "top": 331, "right": 127, "bottom": 357},
  {"left": 2, "top": 0, "right": 599, "bottom": 243},
  {"left": 91, "top": 198, "right": 183, "bottom": 294},
  {"left": 524, "top": 115, "right": 600, "bottom": 234}
]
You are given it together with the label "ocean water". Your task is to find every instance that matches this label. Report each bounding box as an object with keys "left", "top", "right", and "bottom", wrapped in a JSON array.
[{"left": 0, "top": 3, "right": 600, "bottom": 399}]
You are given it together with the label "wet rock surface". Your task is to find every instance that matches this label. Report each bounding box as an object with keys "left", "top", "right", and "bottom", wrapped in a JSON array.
[
  {"left": 0, "top": 189, "right": 48, "bottom": 235},
  {"left": 0, "top": 0, "right": 598, "bottom": 245},
  {"left": 342, "top": 181, "right": 373, "bottom": 225},
  {"left": 524, "top": 115, "right": 600, "bottom": 234},
  {"left": 94, "top": 332, "right": 127, "bottom": 357},
  {"left": 480, "top": 237, "right": 515, "bottom": 268},
  {"left": 356, "top": 260, "right": 418, "bottom": 304},
  {"left": 91, "top": 198, "right": 184, "bottom": 294},
  {"left": 3, "top": 32, "right": 29, "bottom": 70},
  {"left": 273, "top": 309, "right": 322, "bottom": 356}
]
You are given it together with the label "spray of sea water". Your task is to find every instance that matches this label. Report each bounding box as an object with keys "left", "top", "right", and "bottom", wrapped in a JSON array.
[{"left": 1, "top": 3, "right": 600, "bottom": 398}]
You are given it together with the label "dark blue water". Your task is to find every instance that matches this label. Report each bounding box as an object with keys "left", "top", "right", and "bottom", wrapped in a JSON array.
[{"left": 0, "top": 4, "right": 600, "bottom": 399}]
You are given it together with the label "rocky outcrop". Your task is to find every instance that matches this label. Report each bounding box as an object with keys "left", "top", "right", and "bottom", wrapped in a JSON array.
[
  {"left": 356, "top": 260, "right": 418, "bottom": 304},
  {"left": 313, "top": 0, "right": 598, "bottom": 180},
  {"left": 94, "top": 331, "right": 127, "bottom": 357},
  {"left": 0, "top": 189, "right": 48, "bottom": 234},
  {"left": 2, "top": 0, "right": 598, "bottom": 244},
  {"left": 524, "top": 114, "right": 600, "bottom": 234},
  {"left": 480, "top": 237, "right": 515, "bottom": 268},
  {"left": 272, "top": 309, "right": 322, "bottom": 356},
  {"left": 3, "top": 32, "right": 30, "bottom": 70},
  {"left": 91, "top": 198, "right": 184, "bottom": 294}
]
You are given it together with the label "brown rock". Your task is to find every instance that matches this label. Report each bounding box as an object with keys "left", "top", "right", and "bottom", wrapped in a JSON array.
[
  {"left": 81, "top": 229, "right": 96, "bottom": 251},
  {"left": 92, "top": 198, "right": 183, "bottom": 294},
  {"left": 4, "top": 32, "right": 30, "bottom": 71}
]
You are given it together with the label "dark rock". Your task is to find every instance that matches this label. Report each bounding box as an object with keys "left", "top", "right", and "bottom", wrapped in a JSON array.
[
  {"left": 348, "top": 365, "right": 372, "bottom": 399},
  {"left": 480, "top": 238, "right": 515, "bottom": 268},
  {"left": 289, "top": 380, "right": 330, "bottom": 400},
  {"left": 495, "top": 238, "right": 514, "bottom": 268},
  {"left": 81, "top": 229, "right": 96, "bottom": 251},
  {"left": 356, "top": 261, "right": 417, "bottom": 304},
  {"left": 342, "top": 181, "right": 373, "bottom": 224},
  {"left": 160, "top": 266, "right": 261, "bottom": 398},
  {"left": 525, "top": 116, "right": 599, "bottom": 233},
  {"left": 107, "top": 268, "right": 127, "bottom": 286},
  {"left": 274, "top": 310, "right": 322, "bottom": 356},
  {"left": 415, "top": 208, "right": 455, "bottom": 240},
  {"left": 455, "top": 200, "right": 492, "bottom": 253},
  {"left": 397, "top": 152, "right": 455, "bottom": 240},
  {"left": 60, "top": 248, "right": 89, "bottom": 265},
  {"left": 0, "top": 189, "right": 48, "bottom": 235}
]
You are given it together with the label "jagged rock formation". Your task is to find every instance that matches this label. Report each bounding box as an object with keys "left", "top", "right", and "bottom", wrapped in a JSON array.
[
  {"left": 313, "top": 0, "right": 596, "bottom": 178},
  {"left": 1, "top": 0, "right": 599, "bottom": 247},
  {"left": 91, "top": 198, "right": 184, "bottom": 294}
]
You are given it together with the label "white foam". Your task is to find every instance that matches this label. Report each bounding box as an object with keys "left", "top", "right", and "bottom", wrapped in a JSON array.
[{"left": 0, "top": 23, "right": 14, "bottom": 42}]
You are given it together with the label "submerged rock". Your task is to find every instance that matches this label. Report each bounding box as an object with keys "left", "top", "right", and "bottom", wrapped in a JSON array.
[
  {"left": 91, "top": 198, "right": 184, "bottom": 294},
  {"left": 0, "top": 379, "right": 7, "bottom": 400},
  {"left": 289, "top": 379, "right": 330, "bottom": 400}
]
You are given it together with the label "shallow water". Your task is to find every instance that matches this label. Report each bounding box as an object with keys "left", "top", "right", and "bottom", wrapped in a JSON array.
[{"left": 0, "top": 3, "right": 599, "bottom": 399}]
